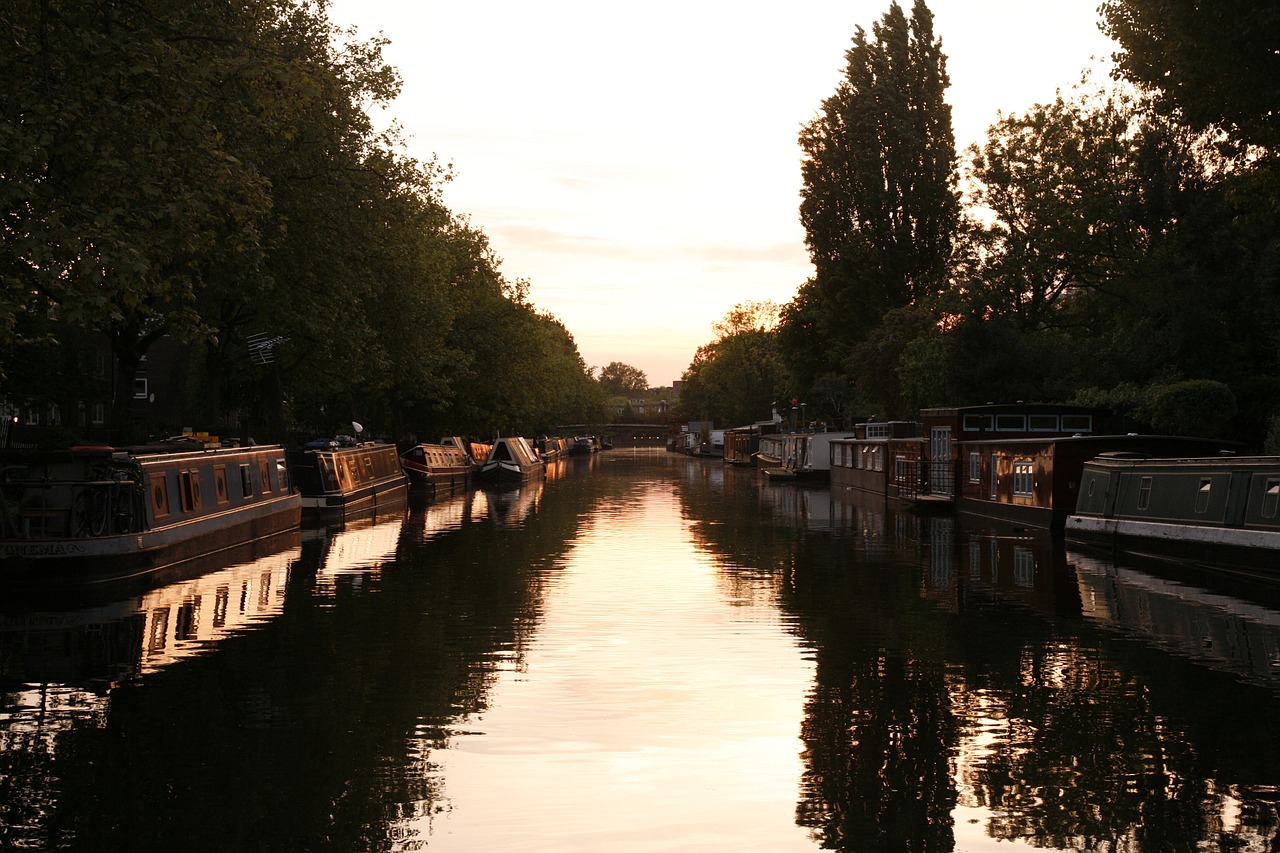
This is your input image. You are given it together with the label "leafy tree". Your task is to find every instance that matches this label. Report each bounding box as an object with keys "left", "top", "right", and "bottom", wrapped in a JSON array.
[
  {"left": 679, "top": 304, "right": 789, "bottom": 427},
  {"left": 786, "top": 0, "right": 958, "bottom": 386},
  {"left": 1099, "top": 0, "right": 1280, "bottom": 151},
  {"left": 597, "top": 362, "right": 648, "bottom": 397}
]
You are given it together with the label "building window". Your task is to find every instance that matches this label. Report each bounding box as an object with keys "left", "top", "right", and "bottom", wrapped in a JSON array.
[
  {"left": 1137, "top": 476, "right": 1152, "bottom": 510},
  {"left": 1263, "top": 480, "right": 1280, "bottom": 519},
  {"left": 1061, "top": 415, "right": 1093, "bottom": 433},
  {"left": 997, "top": 415, "right": 1027, "bottom": 432},
  {"left": 963, "top": 414, "right": 994, "bottom": 432},
  {"left": 1028, "top": 415, "right": 1059, "bottom": 431},
  {"left": 968, "top": 452, "right": 981, "bottom": 483},
  {"left": 1195, "top": 478, "right": 1212, "bottom": 514},
  {"left": 1013, "top": 460, "right": 1034, "bottom": 497},
  {"left": 133, "top": 378, "right": 149, "bottom": 400},
  {"left": 92, "top": 403, "right": 105, "bottom": 426}
]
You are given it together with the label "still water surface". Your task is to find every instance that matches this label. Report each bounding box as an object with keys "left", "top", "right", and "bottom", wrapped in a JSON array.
[{"left": 3, "top": 449, "right": 1280, "bottom": 851}]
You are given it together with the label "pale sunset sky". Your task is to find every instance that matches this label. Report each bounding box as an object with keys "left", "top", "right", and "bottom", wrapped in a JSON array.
[{"left": 326, "top": 1, "right": 1116, "bottom": 388}]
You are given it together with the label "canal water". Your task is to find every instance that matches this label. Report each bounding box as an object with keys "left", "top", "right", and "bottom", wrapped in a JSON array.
[{"left": 3, "top": 449, "right": 1280, "bottom": 851}]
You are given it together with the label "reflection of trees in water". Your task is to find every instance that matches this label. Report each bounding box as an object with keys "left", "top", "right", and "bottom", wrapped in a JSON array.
[
  {"left": 681, "top": 461, "right": 1280, "bottom": 850},
  {"left": 1, "top": 474, "right": 598, "bottom": 852}
]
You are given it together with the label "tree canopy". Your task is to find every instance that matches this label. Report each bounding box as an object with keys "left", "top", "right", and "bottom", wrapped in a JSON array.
[{"left": 0, "top": 0, "right": 603, "bottom": 444}]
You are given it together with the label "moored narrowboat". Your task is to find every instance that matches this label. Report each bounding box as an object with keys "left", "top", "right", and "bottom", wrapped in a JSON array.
[
  {"left": 1066, "top": 453, "right": 1280, "bottom": 573},
  {"left": 287, "top": 438, "right": 407, "bottom": 524},
  {"left": 477, "top": 436, "right": 545, "bottom": 486},
  {"left": 399, "top": 442, "right": 472, "bottom": 489},
  {"left": 0, "top": 440, "right": 300, "bottom": 579}
]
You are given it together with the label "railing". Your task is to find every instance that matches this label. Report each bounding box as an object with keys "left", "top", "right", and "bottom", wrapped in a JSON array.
[{"left": 2, "top": 475, "right": 143, "bottom": 539}]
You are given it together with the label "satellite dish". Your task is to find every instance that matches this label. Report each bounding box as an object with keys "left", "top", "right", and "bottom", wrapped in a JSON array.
[{"left": 352, "top": 421, "right": 364, "bottom": 435}]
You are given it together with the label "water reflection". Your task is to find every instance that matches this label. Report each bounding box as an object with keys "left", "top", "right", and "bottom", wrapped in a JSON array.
[{"left": 1, "top": 452, "right": 1279, "bottom": 850}]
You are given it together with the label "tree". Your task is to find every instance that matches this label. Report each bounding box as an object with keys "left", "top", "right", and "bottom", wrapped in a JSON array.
[
  {"left": 786, "top": 0, "right": 958, "bottom": 384},
  {"left": 678, "top": 304, "right": 789, "bottom": 427},
  {"left": 1099, "top": 0, "right": 1280, "bottom": 150},
  {"left": 597, "top": 362, "right": 648, "bottom": 397}
]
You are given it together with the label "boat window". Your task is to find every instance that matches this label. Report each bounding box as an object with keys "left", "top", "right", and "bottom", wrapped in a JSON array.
[
  {"left": 1061, "top": 415, "right": 1093, "bottom": 433},
  {"left": 1137, "top": 476, "right": 1152, "bottom": 510},
  {"left": 990, "top": 461, "right": 998, "bottom": 499},
  {"left": 1028, "top": 415, "right": 1059, "bottom": 432},
  {"left": 1263, "top": 480, "right": 1280, "bottom": 519},
  {"left": 259, "top": 460, "right": 273, "bottom": 494},
  {"left": 1195, "top": 478, "right": 1213, "bottom": 514},
  {"left": 968, "top": 452, "right": 981, "bottom": 483},
  {"left": 1013, "top": 460, "right": 1034, "bottom": 496},
  {"left": 240, "top": 464, "right": 254, "bottom": 498},
  {"left": 179, "top": 470, "right": 201, "bottom": 513},
  {"left": 276, "top": 459, "right": 289, "bottom": 492},
  {"left": 151, "top": 473, "right": 170, "bottom": 519},
  {"left": 214, "top": 466, "right": 230, "bottom": 506},
  {"left": 997, "top": 415, "right": 1027, "bottom": 432}
]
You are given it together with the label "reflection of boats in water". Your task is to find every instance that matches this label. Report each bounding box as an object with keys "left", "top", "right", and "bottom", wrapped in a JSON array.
[
  {"left": 759, "top": 484, "right": 835, "bottom": 531},
  {"left": 403, "top": 488, "right": 483, "bottom": 546},
  {"left": 0, "top": 533, "right": 302, "bottom": 726},
  {"left": 485, "top": 479, "right": 543, "bottom": 528},
  {"left": 1069, "top": 549, "right": 1280, "bottom": 688},
  {"left": 304, "top": 512, "right": 405, "bottom": 594}
]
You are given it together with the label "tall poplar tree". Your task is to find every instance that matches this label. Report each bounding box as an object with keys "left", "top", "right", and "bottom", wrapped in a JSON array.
[{"left": 785, "top": 0, "right": 958, "bottom": 389}]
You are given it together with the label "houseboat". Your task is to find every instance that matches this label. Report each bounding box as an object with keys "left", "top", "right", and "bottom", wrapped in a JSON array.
[
  {"left": 830, "top": 421, "right": 925, "bottom": 503},
  {"left": 900, "top": 403, "right": 1114, "bottom": 512},
  {"left": 398, "top": 442, "right": 472, "bottom": 489},
  {"left": 755, "top": 433, "right": 786, "bottom": 471},
  {"left": 477, "top": 436, "right": 545, "bottom": 486},
  {"left": 0, "top": 439, "right": 300, "bottom": 579},
  {"left": 955, "top": 435, "right": 1234, "bottom": 533},
  {"left": 286, "top": 438, "right": 408, "bottom": 524},
  {"left": 1066, "top": 454, "right": 1280, "bottom": 573},
  {"left": 762, "top": 431, "right": 859, "bottom": 483}
]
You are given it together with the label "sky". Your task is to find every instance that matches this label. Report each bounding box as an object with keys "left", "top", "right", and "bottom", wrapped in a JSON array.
[{"left": 326, "top": 1, "right": 1117, "bottom": 388}]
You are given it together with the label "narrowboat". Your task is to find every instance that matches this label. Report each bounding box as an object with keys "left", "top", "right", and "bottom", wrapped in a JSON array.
[
  {"left": 0, "top": 440, "right": 300, "bottom": 579},
  {"left": 1066, "top": 454, "right": 1280, "bottom": 574},
  {"left": 569, "top": 435, "right": 601, "bottom": 455},
  {"left": 477, "top": 436, "right": 545, "bottom": 486},
  {"left": 761, "top": 431, "right": 859, "bottom": 483},
  {"left": 399, "top": 442, "right": 472, "bottom": 489},
  {"left": 441, "top": 436, "right": 491, "bottom": 471},
  {"left": 535, "top": 436, "right": 570, "bottom": 462},
  {"left": 286, "top": 438, "right": 407, "bottom": 524},
  {"left": 954, "top": 435, "right": 1234, "bottom": 533}
]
